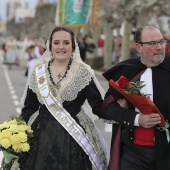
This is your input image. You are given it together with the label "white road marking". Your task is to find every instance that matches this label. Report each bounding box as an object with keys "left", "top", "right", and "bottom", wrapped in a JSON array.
[
  {"left": 3, "top": 65, "right": 20, "bottom": 116},
  {"left": 16, "top": 107, "right": 21, "bottom": 115},
  {"left": 12, "top": 95, "right": 17, "bottom": 100},
  {"left": 14, "top": 100, "right": 19, "bottom": 106},
  {"left": 7, "top": 82, "right": 12, "bottom": 86},
  {"left": 10, "top": 90, "right": 15, "bottom": 94},
  {"left": 1, "top": 66, "right": 22, "bottom": 165},
  {"left": 8, "top": 85, "right": 13, "bottom": 90}
]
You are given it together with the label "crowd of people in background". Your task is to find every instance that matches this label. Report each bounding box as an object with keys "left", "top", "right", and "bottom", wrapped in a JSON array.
[
  {"left": 0, "top": 36, "right": 46, "bottom": 73},
  {"left": 2, "top": 30, "right": 170, "bottom": 73},
  {"left": 1, "top": 25, "right": 170, "bottom": 170},
  {"left": 0, "top": 33, "right": 97, "bottom": 71},
  {"left": 0, "top": 31, "right": 140, "bottom": 73},
  {"left": 77, "top": 33, "right": 96, "bottom": 62}
]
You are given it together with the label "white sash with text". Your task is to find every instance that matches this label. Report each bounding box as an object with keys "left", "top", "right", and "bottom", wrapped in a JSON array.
[{"left": 35, "top": 63, "right": 105, "bottom": 170}]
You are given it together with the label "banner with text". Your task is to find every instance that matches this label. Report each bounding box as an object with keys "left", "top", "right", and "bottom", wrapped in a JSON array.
[{"left": 56, "top": 0, "right": 95, "bottom": 27}]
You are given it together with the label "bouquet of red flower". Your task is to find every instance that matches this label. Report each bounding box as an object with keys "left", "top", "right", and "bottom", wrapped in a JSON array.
[{"left": 109, "top": 76, "right": 165, "bottom": 127}]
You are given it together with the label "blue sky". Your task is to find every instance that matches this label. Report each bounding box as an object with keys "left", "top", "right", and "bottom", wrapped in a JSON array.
[{"left": 0, "top": 0, "right": 57, "bottom": 21}]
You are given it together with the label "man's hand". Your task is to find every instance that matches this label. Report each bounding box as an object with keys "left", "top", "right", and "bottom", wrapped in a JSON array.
[{"left": 139, "top": 113, "right": 161, "bottom": 128}]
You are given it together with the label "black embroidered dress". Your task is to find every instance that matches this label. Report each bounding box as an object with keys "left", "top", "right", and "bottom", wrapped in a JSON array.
[{"left": 19, "top": 61, "right": 107, "bottom": 170}]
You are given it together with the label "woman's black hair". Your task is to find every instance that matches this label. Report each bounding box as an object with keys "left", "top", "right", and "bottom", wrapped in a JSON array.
[{"left": 49, "top": 27, "right": 75, "bottom": 52}]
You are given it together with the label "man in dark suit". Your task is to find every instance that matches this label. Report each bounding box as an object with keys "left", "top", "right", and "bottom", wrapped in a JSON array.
[{"left": 103, "top": 25, "right": 170, "bottom": 170}]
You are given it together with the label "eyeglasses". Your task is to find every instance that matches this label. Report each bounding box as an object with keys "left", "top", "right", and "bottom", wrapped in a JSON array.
[{"left": 137, "top": 39, "right": 167, "bottom": 48}]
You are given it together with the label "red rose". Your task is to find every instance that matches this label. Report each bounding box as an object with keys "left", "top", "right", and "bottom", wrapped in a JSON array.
[{"left": 117, "top": 76, "right": 130, "bottom": 89}]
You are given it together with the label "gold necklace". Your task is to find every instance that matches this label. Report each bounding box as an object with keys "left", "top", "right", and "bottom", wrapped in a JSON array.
[{"left": 52, "top": 62, "right": 67, "bottom": 80}]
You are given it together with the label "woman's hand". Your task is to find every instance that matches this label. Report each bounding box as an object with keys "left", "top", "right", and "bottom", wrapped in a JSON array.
[{"left": 117, "top": 98, "right": 128, "bottom": 109}]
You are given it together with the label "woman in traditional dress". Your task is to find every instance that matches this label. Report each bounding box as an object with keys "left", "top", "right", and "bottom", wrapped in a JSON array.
[{"left": 18, "top": 27, "right": 108, "bottom": 170}]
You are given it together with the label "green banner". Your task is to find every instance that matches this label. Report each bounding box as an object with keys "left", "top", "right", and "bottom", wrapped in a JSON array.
[{"left": 65, "top": 0, "right": 92, "bottom": 26}]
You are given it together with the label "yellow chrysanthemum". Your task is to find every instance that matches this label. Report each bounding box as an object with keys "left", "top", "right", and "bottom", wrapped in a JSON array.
[
  {"left": 26, "top": 126, "right": 33, "bottom": 134},
  {"left": 0, "top": 133, "right": 2, "bottom": 140},
  {"left": 10, "top": 132, "right": 27, "bottom": 145},
  {"left": 0, "top": 124, "right": 5, "bottom": 130},
  {"left": 8, "top": 124, "right": 19, "bottom": 133},
  {"left": 18, "top": 125, "right": 27, "bottom": 132},
  {"left": 1, "top": 129, "right": 12, "bottom": 139},
  {"left": 17, "top": 132, "right": 27, "bottom": 142},
  {"left": 0, "top": 138, "right": 11, "bottom": 149},
  {"left": 8, "top": 119, "right": 17, "bottom": 125},
  {"left": 20, "top": 143, "right": 30, "bottom": 152},
  {"left": 10, "top": 134, "right": 21, "bottom": 146},
  {"left": 0, "top": 117, "right": 33, "bottom": 154},
  {"left": 12, "top": 142, "right": 30, "bottom": 152},
  {"left": 12, "top": 143, "right": 21, "bottom": 152},
  {"left": 1, "top": 122, "right": 10, "bottom": 129}
]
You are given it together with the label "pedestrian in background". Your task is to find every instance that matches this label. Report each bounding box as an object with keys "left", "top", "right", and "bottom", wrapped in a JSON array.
[
  {"left": 77, "top": 33, "right": 87, "bottom": 62},
  {"left": 98, "top": 35, "right": 105, "bottom": 57},
  {"left": 85, "top": 34, "right": 96, "bottom": 58},
  {"left": 5, "top": 37, "right": 18, "bottom": 69}
]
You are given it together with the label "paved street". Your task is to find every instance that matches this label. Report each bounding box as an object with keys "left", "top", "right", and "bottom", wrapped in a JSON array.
[{"left": 0, "top": 63, "right": 112, "bottom": 164}]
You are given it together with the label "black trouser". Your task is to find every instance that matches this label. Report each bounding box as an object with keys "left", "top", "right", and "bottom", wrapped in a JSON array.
[{"left": 121, "top": 144, "right": 156, "bottom": 170}]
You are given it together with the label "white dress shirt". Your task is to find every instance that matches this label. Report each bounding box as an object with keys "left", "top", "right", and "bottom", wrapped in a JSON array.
[{"left": 134, "top": 68, "right": 153, "bottom": 126}]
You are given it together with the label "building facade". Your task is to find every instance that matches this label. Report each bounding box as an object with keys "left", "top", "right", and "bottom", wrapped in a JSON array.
[{"left": 6, "top": 0, "right": 28, "bottom": 20}]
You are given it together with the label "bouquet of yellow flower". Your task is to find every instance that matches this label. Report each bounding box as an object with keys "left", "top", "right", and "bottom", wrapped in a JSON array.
[{"left": 0, "top": 115, "right": 33, "bottom": 170}]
